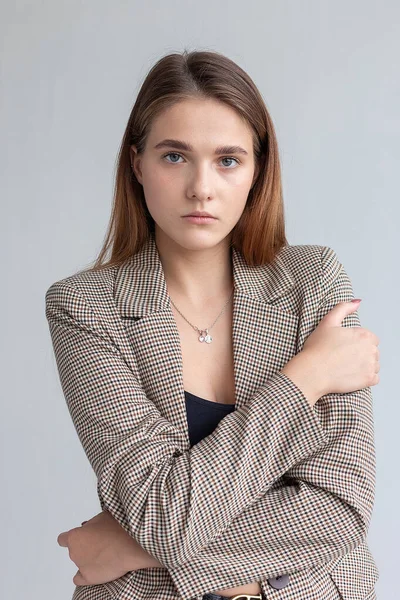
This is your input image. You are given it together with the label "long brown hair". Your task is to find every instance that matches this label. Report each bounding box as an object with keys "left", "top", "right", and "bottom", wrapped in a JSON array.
[{"left": 87, "top": 49, "right": 288, "bottom": 271}]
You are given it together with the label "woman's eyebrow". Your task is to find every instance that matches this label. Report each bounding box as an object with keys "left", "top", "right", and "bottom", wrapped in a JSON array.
[{"left": 153, "top": 139, "right": 248, "bottom": 155}]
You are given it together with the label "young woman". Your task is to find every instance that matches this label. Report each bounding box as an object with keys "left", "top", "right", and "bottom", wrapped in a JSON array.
[{"left": 46, "top": 50, "right": 380, "bottom": 600}]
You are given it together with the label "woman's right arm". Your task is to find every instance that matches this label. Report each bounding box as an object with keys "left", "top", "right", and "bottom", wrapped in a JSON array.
[{"left": 164, "top": 248, "right": 379, "bottom": 600}]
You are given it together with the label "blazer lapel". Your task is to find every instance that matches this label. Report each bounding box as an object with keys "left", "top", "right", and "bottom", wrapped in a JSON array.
[{"left": 114, "top": 234, "right": 298, "bottom": 448}]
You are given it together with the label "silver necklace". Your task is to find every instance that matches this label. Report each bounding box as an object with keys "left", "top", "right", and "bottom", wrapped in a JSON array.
[{"left": 170, "top": 288, "right": 234, "bottom": 344}]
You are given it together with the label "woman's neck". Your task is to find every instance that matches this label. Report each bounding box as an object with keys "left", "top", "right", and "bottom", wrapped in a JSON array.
[{"left": 154, "top": 229, "right": 234, "bottom": 307}]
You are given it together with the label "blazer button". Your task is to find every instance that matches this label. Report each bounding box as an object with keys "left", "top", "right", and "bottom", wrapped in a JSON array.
[{"left": 267, "top": 574, "right": 290, "bottom": 589}]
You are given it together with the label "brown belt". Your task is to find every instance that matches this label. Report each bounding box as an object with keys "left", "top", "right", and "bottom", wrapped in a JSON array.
[
  {"left": 205, "top": 592, "right": 263, "bottom": 600},
  {"left": 224, "top": 595, "right": 263, "bottom": 600}
]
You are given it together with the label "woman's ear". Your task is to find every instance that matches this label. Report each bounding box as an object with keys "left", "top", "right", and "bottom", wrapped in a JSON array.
[{"left": 130, "top": 145, "right": 143, "bottom": 185}]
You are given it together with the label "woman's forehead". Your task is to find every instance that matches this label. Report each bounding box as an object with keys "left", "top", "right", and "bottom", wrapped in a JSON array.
[{"left": 148, "top": 99, "right": 254, "bottom": 150}]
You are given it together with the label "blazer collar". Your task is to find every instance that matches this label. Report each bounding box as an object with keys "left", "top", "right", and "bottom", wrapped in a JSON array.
[{"left": 115, "top": 233, "right": 295, "bottom": 319}]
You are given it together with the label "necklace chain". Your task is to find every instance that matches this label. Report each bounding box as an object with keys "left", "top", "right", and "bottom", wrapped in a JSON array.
[{"left": 169, "top": 288, "right": 234, "bottom": 344}]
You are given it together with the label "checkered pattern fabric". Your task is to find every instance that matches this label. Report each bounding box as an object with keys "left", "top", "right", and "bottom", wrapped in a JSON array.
[{"left": 45, "top": 233, "right": 379, "bottom": 600}]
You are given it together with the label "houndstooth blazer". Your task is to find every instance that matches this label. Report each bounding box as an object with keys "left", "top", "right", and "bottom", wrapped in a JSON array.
[{"left": 45, "top": 233, "right": 379, "bottom": 600}]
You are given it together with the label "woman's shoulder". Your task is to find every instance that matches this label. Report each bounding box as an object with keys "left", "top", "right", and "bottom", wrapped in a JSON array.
[
  {"left": 276, "top": 243, "right": 343, "bottom": 285},
  {"left": 45, "top": 262, "right": 118, "bottom": 306},
  {"left": 278, "top": 242, "right": 340, "bottom": 266}
]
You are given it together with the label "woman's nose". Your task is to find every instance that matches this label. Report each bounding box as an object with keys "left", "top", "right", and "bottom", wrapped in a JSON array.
[{"left": 186, "top": 164, "right": 215, "bottom": 201}]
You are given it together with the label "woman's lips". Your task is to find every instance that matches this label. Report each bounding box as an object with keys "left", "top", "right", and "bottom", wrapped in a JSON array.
[{"left": 182, "top": 216, "right": 217, "bottom": 224}]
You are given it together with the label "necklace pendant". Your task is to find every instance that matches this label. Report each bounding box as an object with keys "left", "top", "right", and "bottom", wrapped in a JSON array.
[
  {"left": 204, "top": 329, "right": 212, "bottom": 344},
  {"left": 198, "top": 329, "right": 212, "bottom": 344}
]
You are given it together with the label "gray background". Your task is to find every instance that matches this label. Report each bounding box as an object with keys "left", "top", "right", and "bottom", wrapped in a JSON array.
[{"left": 1, "top": 1, "right": 398, "bottom": 598}]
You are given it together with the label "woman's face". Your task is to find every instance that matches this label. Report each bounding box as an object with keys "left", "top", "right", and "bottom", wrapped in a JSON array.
[{"left": 130, "top": 97, "right": 258, "bottom": 252}]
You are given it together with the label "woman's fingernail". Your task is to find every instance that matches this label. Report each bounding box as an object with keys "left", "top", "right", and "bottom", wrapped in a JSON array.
[{"left": 351, "top": 298, "right": 362, "bottom": 303}]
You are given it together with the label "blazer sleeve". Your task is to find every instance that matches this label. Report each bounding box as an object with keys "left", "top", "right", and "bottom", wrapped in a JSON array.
[
  {"left": 166, "top": 246, "right": 377, "bottom": 600},
  {"left": 45, "top": 275, "right": 330, "bottom": 573}
]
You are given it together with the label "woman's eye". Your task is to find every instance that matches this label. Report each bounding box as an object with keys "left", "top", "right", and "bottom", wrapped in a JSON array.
[
  {"left": 162, "top": 153, "right": 239, "bottom": 168},
  {"left": 163, "top": 152, "right": 183, "bottom": 163},
  {"left": 220, "top": 157, "right": 239, "bottom": 168}
]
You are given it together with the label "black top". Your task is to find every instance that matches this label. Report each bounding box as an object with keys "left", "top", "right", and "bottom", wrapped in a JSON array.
[{"left": 184, "top": 390, "right": 236, "bottom": 448}]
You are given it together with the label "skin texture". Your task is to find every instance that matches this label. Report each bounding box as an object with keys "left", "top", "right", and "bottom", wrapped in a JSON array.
[
  {"left": 59, "top": 97, "right": 264, "bottom": 597},
  {"left": 57, "top": 511, "right": 147, "bottom": 586}
]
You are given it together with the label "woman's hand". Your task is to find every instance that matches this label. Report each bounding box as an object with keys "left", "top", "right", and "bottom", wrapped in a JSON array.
[
  {"left": 303, "top": 299, "right": 380, "bottom": 394},
  {"left": 282, "top": 300, "right": 380, "bottom": 406},
  {"left": 57, "top": 509, "right": 162, "bottom": 586}
]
